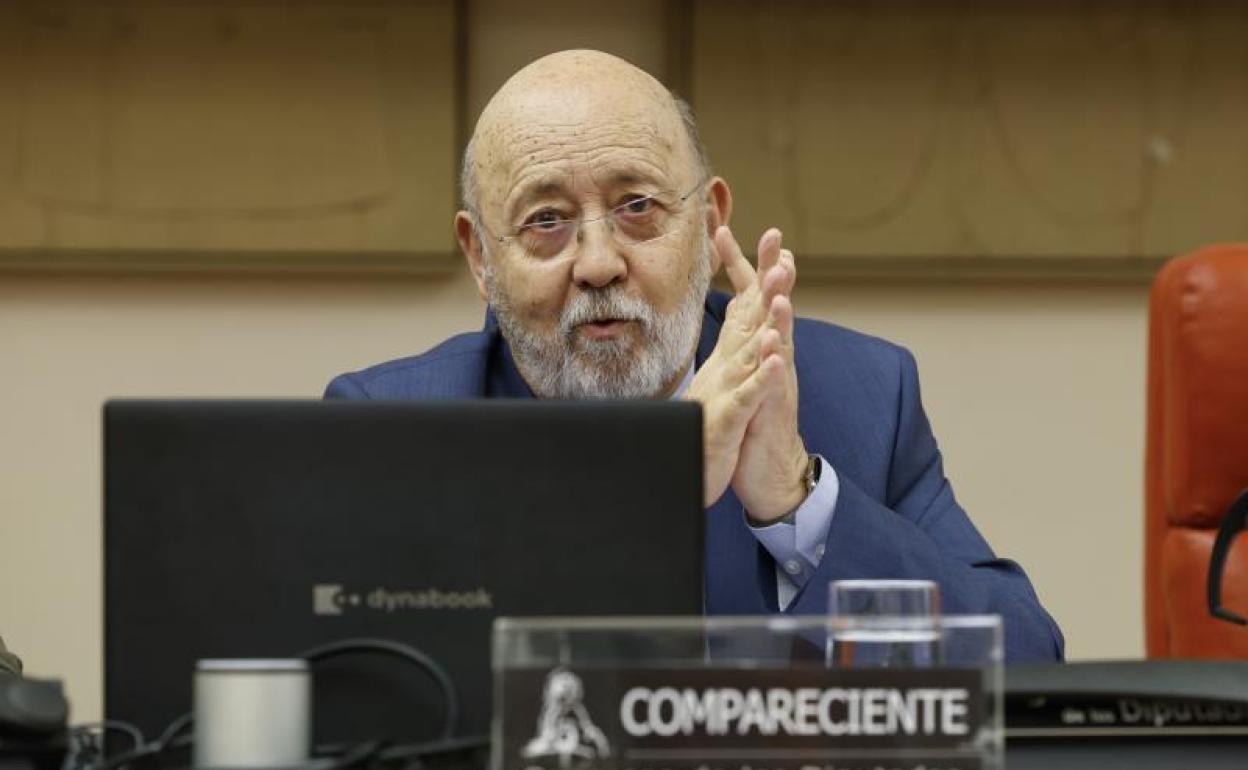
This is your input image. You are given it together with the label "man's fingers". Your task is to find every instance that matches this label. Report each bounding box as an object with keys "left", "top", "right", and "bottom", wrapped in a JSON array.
[
  {"left": 734, "top": 323, "right": 779, "bottom": 375},
  {"left": 760, "top": 264, "right": 788, "bottom": 308},
  {"left": 731, "top": 352, "right": 783, "bottom": 414},
  {"left": 761, "top": 250, "right": 797, "bottom": 307},
  {"left": 707, "top": 232, "right": 796, "bottom": 378},
  {"left": 756, "top": 228, "right": 782, "bottom": 277},
  {"left": 715, "top": 226, "right": 756, "bottom": 294},
  {"left": 758, "top": 325, "right": 782, "bottom": 362},
  {"left": 727, "top": 299, "right": 790, "bottom": 378},
  {"left": 765, "top": 294, "right": 794, "bottom": 352},
  {"left": 778, "top": 248, "right": 797, "bottom": 293}
]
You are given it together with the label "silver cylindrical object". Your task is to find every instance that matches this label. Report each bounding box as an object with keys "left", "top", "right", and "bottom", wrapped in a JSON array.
[{"left": 193, "top": 659, "right": 311, "bottom": 769}]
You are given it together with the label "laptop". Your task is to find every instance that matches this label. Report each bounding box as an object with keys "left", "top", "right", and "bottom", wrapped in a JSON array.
[{"left": 103, "top": 400, "right": 703, "bottom": 745}]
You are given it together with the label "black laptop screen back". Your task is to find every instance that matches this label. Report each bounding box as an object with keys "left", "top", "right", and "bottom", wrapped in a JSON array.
[{"left": 104, "top": 400, "right": 702, "bottom": 743}]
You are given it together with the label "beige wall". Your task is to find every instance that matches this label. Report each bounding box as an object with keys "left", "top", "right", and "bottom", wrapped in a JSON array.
[
  {"left": 0, "top": 1, "right": 1149, "bottom": 724},
  {"left": 693, "top": 1, "right": 1248, "bottom": 269}
]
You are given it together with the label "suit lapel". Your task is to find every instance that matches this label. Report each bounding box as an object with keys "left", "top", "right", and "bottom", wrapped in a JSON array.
[
  {"left": 486, "top": 339, "right": 536, "bottom": 398},
  {"left": 483, "top": 309, "right": 536, "bottom": 398}
]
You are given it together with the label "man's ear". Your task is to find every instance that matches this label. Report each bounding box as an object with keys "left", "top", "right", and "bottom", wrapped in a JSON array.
[
  {"left": 456, "top": 211, "right": 489, "bottom": 301},
  {"left": 704, "top": 177, "right": 733, "bottom": 272}
]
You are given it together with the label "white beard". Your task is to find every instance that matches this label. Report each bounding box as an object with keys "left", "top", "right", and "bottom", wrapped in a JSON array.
[{"left": 484, "top": 236, "right": 713, "bottom": 399}]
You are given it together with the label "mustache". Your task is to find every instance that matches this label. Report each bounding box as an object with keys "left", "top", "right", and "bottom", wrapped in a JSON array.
[{"left": 559, "top": 288, "right": 656, "bottom": 336}]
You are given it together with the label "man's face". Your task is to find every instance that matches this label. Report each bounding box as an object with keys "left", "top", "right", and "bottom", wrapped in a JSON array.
[{"left": 470, "top": 85, "right": 713, "bottom": 399}]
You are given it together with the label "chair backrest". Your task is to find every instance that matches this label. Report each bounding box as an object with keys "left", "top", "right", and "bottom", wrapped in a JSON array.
[{"left": 1146, "top": 244, "right": 1248, "bottom": 657}]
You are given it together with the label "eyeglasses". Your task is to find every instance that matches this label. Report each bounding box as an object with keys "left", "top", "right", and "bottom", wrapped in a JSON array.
[{"left": 484, "top": 178, "right": 708, "bottom": 260}]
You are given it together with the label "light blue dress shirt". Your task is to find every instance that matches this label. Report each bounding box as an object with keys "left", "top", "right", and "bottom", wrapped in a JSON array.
[{"left": 672, "top": 364, "right": 839, "bottom": 610}]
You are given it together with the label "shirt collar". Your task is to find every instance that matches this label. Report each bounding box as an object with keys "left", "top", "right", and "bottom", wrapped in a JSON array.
[{"left": 669, "top": 360, "right": 695, "bottom": 400}]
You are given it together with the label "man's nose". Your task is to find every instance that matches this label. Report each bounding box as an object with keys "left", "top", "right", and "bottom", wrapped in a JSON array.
[{"left": 570, "top": 220, "right": 627, "bottom": 289}]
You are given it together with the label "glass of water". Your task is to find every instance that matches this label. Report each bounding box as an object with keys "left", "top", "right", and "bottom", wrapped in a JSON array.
[{"left": 828, "top": 579, "right": 942, "bottom": 667}]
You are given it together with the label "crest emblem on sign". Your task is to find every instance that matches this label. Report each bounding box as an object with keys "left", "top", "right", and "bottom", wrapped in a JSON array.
[{"left": 521, "top": 668, "right": 610, "bottom": 768}]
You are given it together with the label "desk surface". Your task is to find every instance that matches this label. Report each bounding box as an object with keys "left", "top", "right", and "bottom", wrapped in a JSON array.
[{"left": 1007, "top": 736, "right": 1245, "bottom": 769}]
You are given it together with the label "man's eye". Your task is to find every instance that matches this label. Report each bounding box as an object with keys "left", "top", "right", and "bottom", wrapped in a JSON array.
[
  {"left": 524, "top": 210, "right": 568, "bottom": 231},
  {"left": 618, "top": 196, "right": 656, "bottom": 215}
]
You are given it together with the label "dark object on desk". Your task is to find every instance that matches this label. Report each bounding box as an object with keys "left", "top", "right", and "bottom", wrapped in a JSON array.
[
  {"left": 1006, "top": 660, "right": 1248, "bottom": 770},
  {"left": 1209, "top": 487, "right": 1248, "bottom": 625},
  {"left": 0, "top": 677, "right": 68, "bottom": 770},
  {"left": 0, "top": 678, "right": 67, "bottom": 736},
  {"left": 104, "top": 400, "right": 703, "bottom": 747},
  {"left": 0, "top": 638, "right": 19, "bottom": 679}
]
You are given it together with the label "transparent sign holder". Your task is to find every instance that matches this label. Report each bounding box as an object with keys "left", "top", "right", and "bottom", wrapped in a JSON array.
[{"left": 494, "top": 615, "right": 1002, "bottom": 770}]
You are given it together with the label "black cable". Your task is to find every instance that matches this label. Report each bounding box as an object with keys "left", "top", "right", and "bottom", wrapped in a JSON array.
[
  {"left": 67, "top": 720, "right": 148, "bottom": 770},
  {"left": 94, "top": 741, "right": 159, "bottom": 770},
  {"left": 153, "top": 712, "right": 192, "bottom": 749},
  {"left": 313, "top": 734, "right": 487, "bottom": 768},
  {"left": 70, "top": 720, "right": 146, "bottom": 751},
  {"left": 93, "top": 710, "right": 192, "bottom": 770},
  {"left": 379, "top": 734, "right": 490, "bottom": 761},
  {"left": 324, "top": 739, "right": 385, "bottom": 770},
  {"left": 94, "top": 639, "right": 467, "bottom": 770},
  {"left": 297, "top": 638, "right": 459, "bottom": 740},
  {"left": 1209, "top": 487, "right": 1248, "bottom": 624},
  {"left": 67, "top": 730, "right": 101, "bottom": 770}
]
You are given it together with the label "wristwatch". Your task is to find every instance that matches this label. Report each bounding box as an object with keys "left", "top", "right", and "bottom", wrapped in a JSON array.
[
  {"left": 802, "top": 452, "right": 822, "bottom": 496},
  {"left": 772, "top": 453, "right": 821, "bottom": 526},
  {"left": 745, "top": 453, "right": 822, "bottom": 528}
]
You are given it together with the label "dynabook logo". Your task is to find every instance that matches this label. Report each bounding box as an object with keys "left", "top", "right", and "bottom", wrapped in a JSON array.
[{"left": 312, "top": 584, "right": 493, "bottom": 616}]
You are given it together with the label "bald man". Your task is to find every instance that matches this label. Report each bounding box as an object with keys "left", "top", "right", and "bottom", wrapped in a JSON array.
[{"left": 327, "top": 50, "right": 1063, "bottom": 661}]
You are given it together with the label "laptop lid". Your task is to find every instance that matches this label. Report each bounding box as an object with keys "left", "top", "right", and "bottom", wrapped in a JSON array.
[{"left": 104, "top": 400, "right": 703, "bottom": 744}]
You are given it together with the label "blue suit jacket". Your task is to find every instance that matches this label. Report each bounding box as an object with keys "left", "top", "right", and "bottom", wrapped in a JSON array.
[{"left": 326, "top": 291, "right": 1064, "bottom": 662}]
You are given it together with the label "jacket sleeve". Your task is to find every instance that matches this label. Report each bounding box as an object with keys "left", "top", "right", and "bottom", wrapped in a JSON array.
[
  {"left": 789, "top": 348, "right": 1065, "bottom": 663},
  {"left": 323, "top": 373, "right": 371, "bottom": 399}
]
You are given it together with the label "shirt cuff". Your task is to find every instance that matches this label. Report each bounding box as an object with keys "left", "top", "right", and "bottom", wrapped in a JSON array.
[{"left": 744, "top": 456, "right": 839, "bottom": 589}]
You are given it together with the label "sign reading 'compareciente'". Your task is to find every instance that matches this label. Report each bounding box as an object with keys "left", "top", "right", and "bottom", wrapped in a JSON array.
[{"left": 498, "top": 667, "right": 987, "bottom": 770}]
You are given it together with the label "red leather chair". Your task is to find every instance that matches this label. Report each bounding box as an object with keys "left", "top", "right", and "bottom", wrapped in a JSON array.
[{"left": 1146, "top": 244, "right": 1248, "bottom": 658}]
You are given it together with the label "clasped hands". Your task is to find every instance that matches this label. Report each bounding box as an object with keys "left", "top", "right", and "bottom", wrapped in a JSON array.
[{"left": 685, "top": 226, "right": 808, "bottom": 524}]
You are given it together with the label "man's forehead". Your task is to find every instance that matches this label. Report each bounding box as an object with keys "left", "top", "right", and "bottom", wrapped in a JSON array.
[
  {"left": 511, "top": 163, "right": 671, "bottom": 199},
  {"left": 499, "top": 119, "right": 678, "bottom": 190},
  {"left": 470, "top": 51, "right": 692, "bottom": 210}
]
